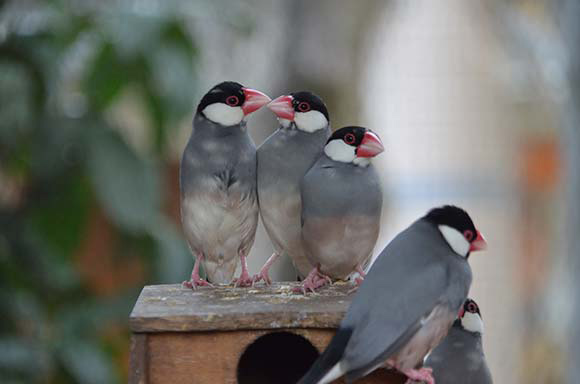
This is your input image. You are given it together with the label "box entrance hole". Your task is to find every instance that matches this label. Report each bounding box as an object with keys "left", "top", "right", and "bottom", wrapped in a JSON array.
[{"left": 237, "top": 331, "right": 320, "bottom": 384}]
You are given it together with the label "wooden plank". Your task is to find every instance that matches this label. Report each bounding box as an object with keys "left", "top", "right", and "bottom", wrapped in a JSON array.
[
  {"left": 146, "top": 330, "right": 406, "bottom": 384},
  {"left": 128, "top": 334, "right": 148, "bottom": 384},
  {"left": 129, "top": 282, "right": 355, "bottom": 332}
]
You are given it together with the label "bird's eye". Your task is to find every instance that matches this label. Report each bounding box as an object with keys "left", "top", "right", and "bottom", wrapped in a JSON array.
[
  {"left": 226, "top": 96, "right": 239, "bottom": 106},
  {"left": 344, "top": 133, "right": 356, "bottom": 145},
  {"left": 463, "top": 230, "right": 474, "bottom": 242},
  {"left": 297, "top": 101, "right": 311, "bottom": 112},
  {"left": 467, "top": 302, "right": 478, "bottom": 313}
]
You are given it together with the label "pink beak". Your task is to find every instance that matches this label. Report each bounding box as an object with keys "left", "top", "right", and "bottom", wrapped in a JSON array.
[
  {"left": 469, "top": 230, "right": 487, "bottom": 252},
  {"left": 458, "top": 306, "right": 465, "bottom": 318},
  {"left": 241, "top": 88, "right": 271, "bottom": 115},
  {"left": 357, "top": 131, "right": 384, "bottom": 158},
  {"left": 267, "top": 95, "right": 295, "bottom": 120}
]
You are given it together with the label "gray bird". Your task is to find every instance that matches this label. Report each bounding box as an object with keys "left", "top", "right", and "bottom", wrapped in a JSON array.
[
  {"left": 298, "top": 126, "right": 384, "bottom": 293},
  {"left": 180, "top": 81, "right": 270, "bottom": 288},
  {"left": 298, "top": 205, "right": 487, "bottom": 384},
  {"left": 253, "top": 91, "right": 331, "bottom": 284},
  {"left": 423, "top": 298, "right": 493, "bottom": 384}
]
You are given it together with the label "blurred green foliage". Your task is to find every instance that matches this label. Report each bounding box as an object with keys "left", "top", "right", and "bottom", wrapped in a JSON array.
[{"left": 0, "top": 0, "right": 209, "bottom": 382}]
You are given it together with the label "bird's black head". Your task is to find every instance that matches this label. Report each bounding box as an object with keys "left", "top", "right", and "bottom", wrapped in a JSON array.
[
  {"left": 455, "top": 298, "right": 484, "bottom": 333},
  {"left": 267, "top": 91, "right": 329, "bottom": 132},
  {"left": 196, "top": 81, "right": 270, "bottom": 126},
  {"left": 197, "top": 81, "right": 245, "bottom": 113},
  {"left": 424, "top": 205, "right": 487, "bottom": 257},
  {"left": 323, "top": 126, "right": 384, "bottom": 165},
  {"left": 425, "top": 205, "right": 476, "bottom": 237},
  {"left": 290, "top": 91, "right": 329, "bottom": 121}
]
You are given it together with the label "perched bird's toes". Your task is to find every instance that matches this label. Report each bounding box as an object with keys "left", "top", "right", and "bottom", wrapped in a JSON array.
[
  {"left": 252, "top": 270, "right": 272, "bottom": 286},
  {"left": 183, "top": 278, "right": 213, "bottom": 290},
  {"left": 402, "top": 368, "right": 434, "bottom": 384},
  {"left": 233, "top": 272, "right": 253, "bottom": 288}
]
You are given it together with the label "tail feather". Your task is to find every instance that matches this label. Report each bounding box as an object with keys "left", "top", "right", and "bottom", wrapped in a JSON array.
[{"left": 298, "top": 327, "right": 353, "bottom": 384}]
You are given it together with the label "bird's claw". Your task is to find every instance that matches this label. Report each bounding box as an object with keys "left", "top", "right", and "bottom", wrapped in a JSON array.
[
  {"left": 182, "top": 278, "right": 213, "bottom": 290},
  {"left": 402, "top": 367, "right": 435, "bottom": 384},
  {"left": 293, "top": 269, "right": 331, "bottom": 294},
  {"left": 233, "top": 271, "right": 253, "bottom": 288},
  {"left": 252, "top": 268, "right": 272, "bottom": 286}
]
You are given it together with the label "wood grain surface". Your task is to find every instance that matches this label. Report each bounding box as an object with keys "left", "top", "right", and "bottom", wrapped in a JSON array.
[{"left": 130, "top": 282, "right": 355, "bottom": 333}]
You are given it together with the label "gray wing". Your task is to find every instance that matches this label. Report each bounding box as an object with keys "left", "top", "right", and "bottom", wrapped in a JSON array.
[{"left": 341, "top": 220, "right": 471, "bottom": 376}]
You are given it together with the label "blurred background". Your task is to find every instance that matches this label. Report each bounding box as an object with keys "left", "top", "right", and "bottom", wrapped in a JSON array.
[{"left": 0, "top": 0, "right": 578, "bottom": 383}]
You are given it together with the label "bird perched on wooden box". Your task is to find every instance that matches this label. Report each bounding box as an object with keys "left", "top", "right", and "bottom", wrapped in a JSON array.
[
  {"left": 298, "top": 126, "right": 384, "bottom": 293},
  {"left": 180, "top": 81, "right": 270, "bottom": 288},
  {"left": 298, "top": 205, "right": 487, "bottom": 384},
  {"left": 254, "top": 91, "right": 331, "bottom": 284}
]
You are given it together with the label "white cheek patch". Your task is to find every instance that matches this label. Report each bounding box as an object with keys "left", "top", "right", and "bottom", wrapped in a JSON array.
[
  {"left": 294, "top": 110, "right": 328, "bottom": 133},
  {"left": 202, "top": 103, "right": 244, "bottom": 126},
  {"left": 438, "top": 225, "right": 470, "bottom": 257},
  {"left": 324, "top": 140, "right": 356, "bottom": 163},
  {"left": 461, "top": 312, "right": 484, "bottom": 334}
]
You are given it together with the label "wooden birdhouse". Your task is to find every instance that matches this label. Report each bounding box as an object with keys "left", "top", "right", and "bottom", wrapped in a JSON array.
[{"left": 129, "top": 282, "right": 406, "bottom": 384}]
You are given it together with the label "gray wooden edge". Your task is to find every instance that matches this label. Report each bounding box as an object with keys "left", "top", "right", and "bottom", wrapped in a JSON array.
[{"left": 129, "top": 282, "right": 355, "bottom": 333}]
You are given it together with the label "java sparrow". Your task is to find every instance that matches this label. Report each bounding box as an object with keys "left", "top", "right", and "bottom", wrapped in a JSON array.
[
  {"left": 298, "top": 205, "right": 487, "bottom": 384},
  {"left": 180, "top": 81, "right": 270, "bottom": 288},
  {"left": 423, "top": 298, "right": 493, "bottom": 384},
  {"left": 298, "top": 126, "right": 384, "bottom": 293},
  {"left": 254, "top": 91, "right": 331, "bottom": 284}
]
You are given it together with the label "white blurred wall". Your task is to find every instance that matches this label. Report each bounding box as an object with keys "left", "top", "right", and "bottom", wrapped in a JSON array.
[{"left": 362, "top": 1, "right": 523, "bottom": 382}]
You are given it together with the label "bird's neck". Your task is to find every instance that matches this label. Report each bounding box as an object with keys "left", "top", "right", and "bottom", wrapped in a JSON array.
[{"left": 192, "top": 113, "right": 246, "bottom": 138}]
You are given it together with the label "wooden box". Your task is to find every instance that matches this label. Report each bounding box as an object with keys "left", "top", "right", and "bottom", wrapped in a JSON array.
[{"left": 129, "top": 282, "right": 405, "bottom": 383}]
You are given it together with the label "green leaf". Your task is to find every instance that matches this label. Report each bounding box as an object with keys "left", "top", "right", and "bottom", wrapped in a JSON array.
[
  {"left": 86, "top": 127, "right": 161, "bottom": 233},
  {"left": 85, "top": 43, "right": 128, "bottom": 110},
  {"left": 26, "top": 173, "right": 91, "bottom": 257}
]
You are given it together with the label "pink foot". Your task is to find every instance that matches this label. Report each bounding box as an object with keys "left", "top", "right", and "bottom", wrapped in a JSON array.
[
  {"left": 293, "top": 267, "right": 331, "bottom": 294},
  {"left": 252, "top": 252, "right": 279, "bottom": 285},
  {"left": 182, "top": 254, "right": 213, "bottom": 290},
  {"left": 252, "top": 267, "right": 272, "bottom": 285},
  {"left": 182, "top": 277, "right": 212, "bottom": 289},
  {"left": 233, "top": 269, "right": 253, "bottom": 287},
  {"left": 233, "top": 251, "right": 253, "bottom": 287},
  {"left": 402, "top": 367, "right": 435, "bottom": 384}
]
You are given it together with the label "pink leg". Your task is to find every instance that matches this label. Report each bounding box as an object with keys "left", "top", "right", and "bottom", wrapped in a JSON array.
[
  {"left": 233, "top": 251, "right": 253, "bottom": 287},
  {"left": 252, "top": 252, "right": 279, "bottom": 285},
  {"left": 402, "top": 367, "right": 434, "bottom": 384},
  {"left": 293, "top": 266, "right": 332, "bottom": 294},
  {"left": 182, "top": 253, "right": 213, "bottom": 289}
]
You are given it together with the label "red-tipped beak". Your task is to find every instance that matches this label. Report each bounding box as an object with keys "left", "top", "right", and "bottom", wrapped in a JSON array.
[
  {"left": 241, "top": 88, "right": 271, "bottom": 115},
  {"left": 469, "top": 230, "right": 487, "bottom": 252},
  {"left": 267, "top": 95, "right": 295, "bottom": 120},
  {"left": 458, "top": 307, "right": 465, "bottom": 318},
  {"left": 356, "top": 131, "right": 384, "bottom": 158}
]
